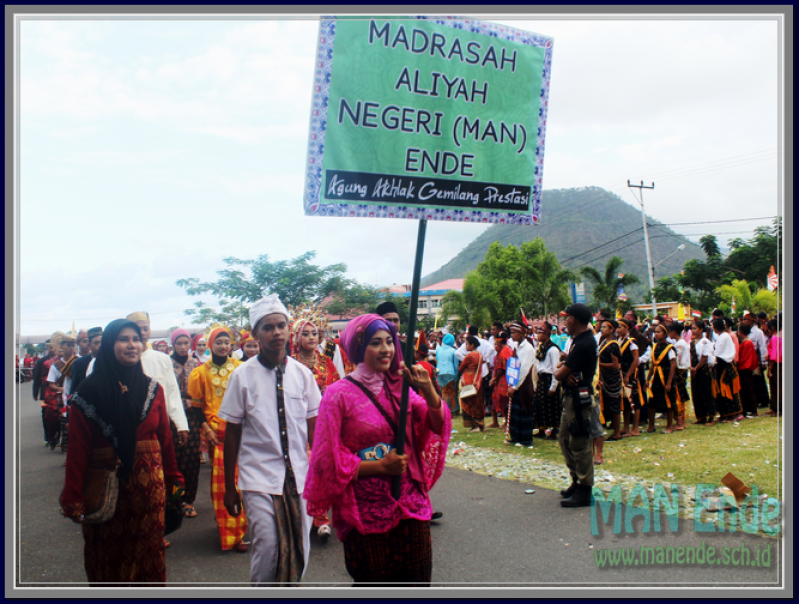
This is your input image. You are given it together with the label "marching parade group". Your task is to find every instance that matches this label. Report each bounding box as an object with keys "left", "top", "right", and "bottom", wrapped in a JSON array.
[{"left": 23, "top": 294, "right": 782, "bottom": 586}]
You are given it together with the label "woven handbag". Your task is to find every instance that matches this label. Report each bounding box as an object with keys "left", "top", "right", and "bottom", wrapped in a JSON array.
[
  {"left": 458, "top": 361, "right": 482, "bottom": 401},
  {"left": 82, "top": 459, "right": 120, "bottom": 524}
]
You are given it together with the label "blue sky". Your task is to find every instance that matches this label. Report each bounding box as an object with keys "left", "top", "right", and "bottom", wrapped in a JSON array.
[{"left": 18, "top": 15, "right": 781, "bottom": 335}]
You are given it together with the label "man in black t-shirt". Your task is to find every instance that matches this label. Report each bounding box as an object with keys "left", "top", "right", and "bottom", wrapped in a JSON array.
[{"left": 555, "top": 304, "right": 598, "bottom": 508}]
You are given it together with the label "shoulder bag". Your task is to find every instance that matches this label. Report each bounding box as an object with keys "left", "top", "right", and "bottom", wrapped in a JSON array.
[
  {"left": 82, "top": 459, "right": 121, "bottom": 524},
  {"left": 458, "top": 356, "right": 481, "bottom": 401}
]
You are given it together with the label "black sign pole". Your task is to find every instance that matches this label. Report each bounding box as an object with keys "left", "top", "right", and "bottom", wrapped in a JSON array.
[{"left": 392, "top": 218, "right": 427, "bottom": 500}]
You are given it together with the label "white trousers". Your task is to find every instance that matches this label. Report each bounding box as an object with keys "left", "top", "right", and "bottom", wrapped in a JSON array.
[{"left": 241, "top": 490, "right": 313, "bottom": 586}]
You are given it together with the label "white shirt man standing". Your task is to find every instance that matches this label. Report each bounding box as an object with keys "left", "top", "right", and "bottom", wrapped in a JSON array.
[
  {"left": 126, "top": 312, "right": 189, "bottom": 446},
  {"left": 219, "top": 294, "right": 321, "bottom": 586}
]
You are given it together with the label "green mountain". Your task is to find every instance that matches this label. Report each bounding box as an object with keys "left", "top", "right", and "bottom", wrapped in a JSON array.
[{"left": 421, "top": 187, "right": 706, "bottom": 305}]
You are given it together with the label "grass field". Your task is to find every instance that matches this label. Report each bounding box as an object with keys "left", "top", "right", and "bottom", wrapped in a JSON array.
[{"left": 450, "top": 410, "right": 783, "bottom": 502}]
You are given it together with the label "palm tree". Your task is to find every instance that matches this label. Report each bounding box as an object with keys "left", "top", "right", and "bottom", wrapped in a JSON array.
[
  {"left": 716, "top": 279, "right": 754, "bottom": 316},
  {"left": 579, "top": 256, "right": 640, "bottom": 311},
  {"left": 699, "top": 234, "right": 721, "bottom": 258}
]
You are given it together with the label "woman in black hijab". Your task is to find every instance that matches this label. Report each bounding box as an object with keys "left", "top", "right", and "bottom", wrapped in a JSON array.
[{"left": 60, "top": 319, "right": 183, "bottom": 586}]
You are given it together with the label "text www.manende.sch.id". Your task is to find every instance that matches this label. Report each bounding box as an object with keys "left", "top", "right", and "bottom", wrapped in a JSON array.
[{"left": 594, "top": 542, "right": 772, "bottom": 568}]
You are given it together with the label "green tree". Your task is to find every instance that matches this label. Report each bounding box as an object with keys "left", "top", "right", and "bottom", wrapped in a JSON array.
[
  {"left": 518, "top": 239, "right": 576, "bottom": 316},
  {"left": 177, "top": 251, "right": 350, "bottom": 327},
  {"left": 464, "top": 242, "right": 524, "bottom": 324},
  {"left": 699, "top": 234, "right": 721, "bottom": 258},
  {"left": 437, "top": 239, "right": 574, "bottom": 329},
  {"left": 322, "top": 283, "right": 393, "bottom": 317},
  {"left": 439, "top": 289, "right": 489, "bottom": 334},
  {"left": 716, "top": 279, "right": 754, "bottom": 316},
  {"left": 750, "top": 289, "right": 779, "bottom": 316},
  {"left": 724, "top": 217, "right": 781, "bottom": 287},
  {"left": 680, "top": 251, "right": 731, "bottom": 314},
  {"left": 579, "top": 256, "right": 640, "bottom": 312},
  {"left": 716, "top": 279, "right": 778, "bottom": 317},
  {"left": 650, "top": 274, "right": 695, "bottom": 308}
]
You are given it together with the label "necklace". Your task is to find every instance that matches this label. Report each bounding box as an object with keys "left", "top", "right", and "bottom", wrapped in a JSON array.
[
  {"left": 297, "top": 351, "right": 317, "bottom": 368},
  {"left": 208, "top": 359, "right": 236, "bottom": 397}
]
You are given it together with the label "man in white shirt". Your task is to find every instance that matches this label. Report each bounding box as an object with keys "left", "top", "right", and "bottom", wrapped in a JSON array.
[
  {"left": 220, "top": 294, "right": 321, "bottom": 586},
  {"left": 126, "top": 312, "right": 189, "bottom": 446},
  {"left": 506, "top": 321, "right": 537, "bottom": 446},
  {"left": 46, "top": 334, "right": 77, "bottom": 411},
  {"left": 317, "top": 327, "right": 346, "bottom": 379},
  {"left": 46, "top": 332, "right": 78, "bottom": 454}
]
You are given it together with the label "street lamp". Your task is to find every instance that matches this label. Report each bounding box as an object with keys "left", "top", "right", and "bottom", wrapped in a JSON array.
[
  {"left": 652, "top": 244, "right": 686, "bottom": 317},
  {"left": 654, "top": 244, "right": 686, "bottom": 271}
]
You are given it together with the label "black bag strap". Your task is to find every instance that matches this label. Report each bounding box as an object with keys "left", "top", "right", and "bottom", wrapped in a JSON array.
[{"left": 345, "top": 376, "right": 397, "bottom": 436}]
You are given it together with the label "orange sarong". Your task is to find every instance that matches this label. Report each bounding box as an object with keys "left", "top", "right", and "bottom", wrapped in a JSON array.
[{"left": 210, "top": 425, "right": 247, "bottom": 550}]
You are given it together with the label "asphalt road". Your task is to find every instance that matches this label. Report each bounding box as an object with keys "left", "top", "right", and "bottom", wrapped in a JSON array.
[{"left": 15, "top": 384, "right": 782, "bottom": 590}]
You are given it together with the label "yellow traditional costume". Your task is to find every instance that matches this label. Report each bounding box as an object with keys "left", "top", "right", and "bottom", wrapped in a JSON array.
[{"left": 188, "top": 326, "right": 246, "bottom": 550}]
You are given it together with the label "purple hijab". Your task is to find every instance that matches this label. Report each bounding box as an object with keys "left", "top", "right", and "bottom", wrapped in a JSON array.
[{"left": 340, "top": 314, "right": 428, "bottom": 484}]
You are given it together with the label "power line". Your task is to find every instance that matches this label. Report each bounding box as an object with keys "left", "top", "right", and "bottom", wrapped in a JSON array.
[
  {"left": 636, "top": 149, "right": 778, "bottom": 180},
  {"left": 657, "top": 216, "right": 777, "bottom": 227},
  {"left": 560, "top": 227, "right": 644, "bottom": 265},
  {"left": 570, "top": 233, "right": 679, "bottom": 270},
  {"left": 652, "top": 156, "right": 778, "bottom": 184}
]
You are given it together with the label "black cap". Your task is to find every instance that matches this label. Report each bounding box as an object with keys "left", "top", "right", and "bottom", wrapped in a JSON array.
[
  {"left": 375, "top": 301, "right": 399, "bottom": 316},
  {"left": 564, "top": 303, "right": 592, "bottom": 324}
]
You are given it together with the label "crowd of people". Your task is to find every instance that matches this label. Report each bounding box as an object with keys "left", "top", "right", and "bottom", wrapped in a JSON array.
[
  {"left": 413, "top": 305, "right": 782, "bottom": 507},
  {"left": 25, "top": 295, "right": 781, "bottom": 586}
]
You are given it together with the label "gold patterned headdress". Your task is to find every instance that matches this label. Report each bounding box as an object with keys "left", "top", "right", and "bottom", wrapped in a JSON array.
[
  {"left": 288, "top": 303, "right": 329, "bottom": 354},
  {"left": 204, "top": 322, "right": 232, "bottom": 339}
]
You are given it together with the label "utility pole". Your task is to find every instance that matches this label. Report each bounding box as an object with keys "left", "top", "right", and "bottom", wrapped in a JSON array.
[{"left": 628, "top": 180, "right": 657, "bottom": 319}]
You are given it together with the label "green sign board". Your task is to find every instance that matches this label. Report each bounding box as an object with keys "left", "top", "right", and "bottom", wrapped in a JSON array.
[{"left": 305, "top": 17, "right": 553, "bottom": 224}]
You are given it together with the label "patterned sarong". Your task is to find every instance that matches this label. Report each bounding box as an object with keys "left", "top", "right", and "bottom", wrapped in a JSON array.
[
  {"left": 343, "top": 519, "right": 432, "bottom": 586},
  {"left": 82, "top": 442, "right": 167, "bottom": 585},
  {"left": 506, "top": 391, "right": 534, "bottom": 446},
  {"left": 714, "top": 360, "right": 743, "bottom": 419},
  {"left": 673, "top": 368, "right": 689, "bottom": 418},
  {"left": 691, "top": 364, "right": 716, "bottom": 420},
  {"left": 532, "top": 373, "right": 561, "bottom": 430},
  {"left": 271, "top": 475, "right": 306, "bottom": 585},
  {"left": 210, "top": 428, "right": 248, "bottom": 550}
]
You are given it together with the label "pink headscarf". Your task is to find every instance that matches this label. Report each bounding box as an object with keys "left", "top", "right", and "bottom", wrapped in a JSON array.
[{"left": 170, "top": 328, "right": 191, "bottom": 347}]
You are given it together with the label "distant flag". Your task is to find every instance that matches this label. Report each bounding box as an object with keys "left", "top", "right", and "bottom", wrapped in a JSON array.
[
  {"left": 731, "top": 297, "right": 736, "bottom": 315},
  {"left": 767, "top": 266, "right": 779, "bottom": 291},
  {"left": 691, "top": 310, "right": 702, "bottom": 318},
  {"left": 520, "top": 308, "right": 529, "bottom": 326},
  {"left": 677, "top": 304, "right": 685, "bottom": 320},
  {"left": 415, "top": 328, "right": 427, "bottom": 352}
]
